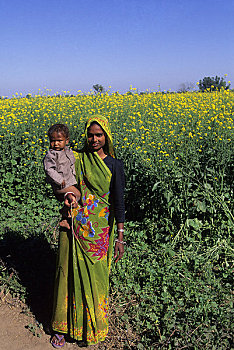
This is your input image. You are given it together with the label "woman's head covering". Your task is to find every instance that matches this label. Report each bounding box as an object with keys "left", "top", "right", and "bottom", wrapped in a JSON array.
[{"left": 84, "top": 115, "right": 115, "bottom": 158}]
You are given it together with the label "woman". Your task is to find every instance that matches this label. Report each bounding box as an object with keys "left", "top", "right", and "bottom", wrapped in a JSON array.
[{"left": 51, "top": 115, "right": 125, "bottom": 348}]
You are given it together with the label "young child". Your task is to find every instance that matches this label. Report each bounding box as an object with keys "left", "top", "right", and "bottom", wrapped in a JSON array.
[{"left": 43, "top": 123, "right": 80, "bottom": 229}]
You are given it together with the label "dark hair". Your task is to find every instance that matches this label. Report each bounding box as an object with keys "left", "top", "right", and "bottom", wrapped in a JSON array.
[
  {"left": 48, "top": 124, "right": 69, "bottom": 139},
  {"left": 88, "top": 121, "right": 105, "bottom": 132}
]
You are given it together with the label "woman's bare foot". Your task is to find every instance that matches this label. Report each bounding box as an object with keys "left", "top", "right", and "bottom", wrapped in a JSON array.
[{"left": 59, "top": 219, "right": 70, "bottom": 230}]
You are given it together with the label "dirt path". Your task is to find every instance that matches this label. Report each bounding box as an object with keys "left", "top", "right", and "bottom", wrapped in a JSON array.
[
  {"left": 0, "top": 301, "right": 53, "bottom": 350},
  {"left": 0, "top": 296, "right": 136, "bottom": 349},
  {"left": 0, "top": 301, "right": 77, "bottom": 350},
  {"left": 0, "top": 298, "right": 100, "bottom": 350}
]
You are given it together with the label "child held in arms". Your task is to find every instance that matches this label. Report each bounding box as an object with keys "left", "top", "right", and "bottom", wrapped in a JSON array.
[{"left": 43, "top": 124, "right": 80, "bottom": 229}]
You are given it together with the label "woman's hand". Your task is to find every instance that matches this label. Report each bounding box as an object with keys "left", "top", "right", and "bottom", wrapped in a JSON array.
[
  {"left": 64, "top": 193, "right": 78, "bottom": 208},
  {"left": 114, "top": 223, "right": 125, "bottom": 263},
  {"left": 114, "top": 241, "right": 124, "bottom": 263}
]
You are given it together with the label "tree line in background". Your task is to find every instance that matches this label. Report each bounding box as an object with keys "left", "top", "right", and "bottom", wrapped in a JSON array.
[
  {"left": 0, "top": 76, "right": 232, "bottom": 100},
  {"left": 178, "top": 75, "right": 231, "bottom": 93},
  {"left": 198, "top": 75, "right": 231, "bottom": 92},
  {"left": 95, "top": 75, "right": 232, "bottom": 95}
]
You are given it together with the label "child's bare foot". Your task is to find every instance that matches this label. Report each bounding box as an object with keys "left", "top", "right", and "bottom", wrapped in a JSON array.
[{"left": 60, "top": 219, "right": 70, "bottom": 230}]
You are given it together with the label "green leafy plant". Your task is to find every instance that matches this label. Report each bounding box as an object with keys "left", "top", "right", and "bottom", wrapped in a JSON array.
[{"left": 0, "top": 90, "right": 233, "bottom": 348}]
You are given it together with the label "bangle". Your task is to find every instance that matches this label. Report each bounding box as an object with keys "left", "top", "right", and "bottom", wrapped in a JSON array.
[
  {"left": 117, "top": 229, "right": 124, "bottom": 232},
  {"left": 64, "top": 192, "right": 76, "bottom": 199},
  {"left": 115, "top": 239, "right": 127, "bottom": 245}
]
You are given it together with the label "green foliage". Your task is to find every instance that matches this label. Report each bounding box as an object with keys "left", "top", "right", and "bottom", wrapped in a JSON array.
[
  {"left": 199, "top": 75, "right": 231, "bottom": 92},
  {"left": 110, "top": 222, "right": 233, "bottom": 348},
  {"left": 0, "top": 261, "right": 27, "bottom": 300},
  {"left": 25, "top": 322, "right": 43, "bottom": 337},
  {"left": 93, "top": 84, "right": 105, "bottom": 94},
  {"left": 0, "top": 91, "right": 233, "bottom": 348}
]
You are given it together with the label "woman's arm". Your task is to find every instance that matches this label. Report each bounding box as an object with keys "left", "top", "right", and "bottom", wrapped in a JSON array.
[{"left": 112, "top": 159, "right": 125, "bottom": 263}]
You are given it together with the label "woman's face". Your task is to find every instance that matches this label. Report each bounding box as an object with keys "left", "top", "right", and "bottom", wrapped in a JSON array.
[{"left": 87, "top": 123, "right": 106, "bottom": 153}]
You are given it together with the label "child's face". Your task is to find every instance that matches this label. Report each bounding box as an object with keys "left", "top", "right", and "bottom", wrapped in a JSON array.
[{"left": 49, "top": 132, "right": 69, "bottom": 151}]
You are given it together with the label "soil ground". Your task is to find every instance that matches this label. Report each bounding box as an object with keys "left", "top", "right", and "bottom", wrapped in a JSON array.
[
  {"left": 0, "top": 294, "right": 137, "bottom": 350},
  {"left": 0, "top": 296, "right": 96, "bottom": 350},
  {"left": 0, "top": 298, "right": 54, "bottom": 350}
]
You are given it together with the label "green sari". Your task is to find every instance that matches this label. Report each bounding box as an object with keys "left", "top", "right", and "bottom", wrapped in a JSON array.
[{"left": 51, "top": 116, "right": 116, "bottom": 345}]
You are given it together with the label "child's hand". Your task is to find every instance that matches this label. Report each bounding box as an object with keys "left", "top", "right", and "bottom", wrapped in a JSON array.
[{"left": 60, "top": 180, "right": 66, "bottom": 189}]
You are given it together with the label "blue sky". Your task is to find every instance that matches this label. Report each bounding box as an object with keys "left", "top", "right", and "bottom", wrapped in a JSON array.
[{"left": 1, "top": 0, "right": 233, "bottom": 96}]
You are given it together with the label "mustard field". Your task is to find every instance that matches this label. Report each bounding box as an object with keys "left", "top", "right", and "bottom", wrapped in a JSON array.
[
  {"left": 0, "top": 90, "right": 233, "bottom": 163},
  {"left": 0, "top": 90, "right": 233, "bottom": 348}
]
